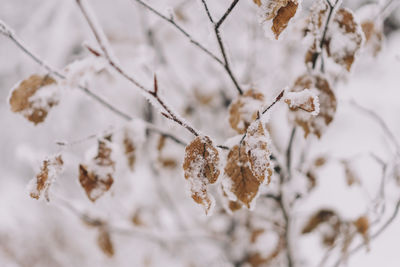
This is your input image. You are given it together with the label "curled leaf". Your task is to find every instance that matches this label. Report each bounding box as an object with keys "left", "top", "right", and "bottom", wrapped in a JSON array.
[
  {"left": 288, "top": 74, "right": 336, "bottom": 138},
  {"left": 326, "top": 8, "right": 363, "bottom": 71},
  {"left": 29, "top": 155, "right": 64, "bottom": 201},
  {"left": 9, "top": 74, "right": 59, "bottom": 125},
  {"left": 284, "top": 89, "right": 320, "bottom": 115},
  {"left": 229, "top": 89, "right": 265, "bottom": 134},
  {"left": 79, "top": 139, "right": 115, "bottom": 202},
  {"left": 183, "top": 136, "right": 220, "bottom": 214},
  {"left": 97, "top": 227, "right": 114, "bottom": 257}
]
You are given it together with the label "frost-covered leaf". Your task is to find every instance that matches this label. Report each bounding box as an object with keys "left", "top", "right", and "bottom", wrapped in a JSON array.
[
  {"left": 62, "top": 56, "right": 107, "bottom": 88},
  {"left": 79, "top": 139, "right": 115, "bottom": 202},
  {"left": 244, "top": 121, "right": 273, "bottom": 184},
  {"left": 229, "top": 89, "right": 265, "bottom": 134},
  {"left": 29, "top": 154, "right": 64, "bottom": 201},
  {"left": 9, "top": 74, "right": 60, "bottom": 125},
  {"left": 326, "top": 8, "right": 364, "bottom": 71},
  {"left": 97, "top": 227, "right": 114, "bottom": 257},
  {"left": 284, "top": 89, "right": 320, "bottom": 115},
  {"left": 302, "top": 209, "right": 338, "bottom": 234},
  {"left": 361, "top": 20, "right": 383, "bottom": 57},
  {"left": 288, "top": 74, "right": 336, "bottom": 138},
  {"left": 262, "top": 0, "right": 299, "bottom": 39},
  {"left": 223, "top": 125, "right": 272, "bottom": 209},
  {"left": 183, "top": 136, "right": 220, "bottom": 215}
]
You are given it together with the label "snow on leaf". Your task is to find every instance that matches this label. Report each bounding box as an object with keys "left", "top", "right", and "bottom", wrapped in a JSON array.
[
  {"left": 29, "top": 154, "right": 64, "bottom": 201},
  {"left": 229, "top": 89, "right": 265, "bottom": 134},
  {"left": 262, "top": 0, "right": 299, "bottom": 39},
  {"left": 79, "top": 139, "right": 115, "bottom": 202},
  {"left": 183, "top": 136, "right": 220, "bottom": 215},
  {"left": 97, "top": 227, "right": 114, "bottom": 257},
  {"left": 361, "top": 20, "right": 383, "bottom": 57},
  {"left": 288, "top": 74, "right": 336, "bottom": 138},
  {"left": 9, "top": 74, "right": 60, "bottom": 125},
  {"left": 284, "top": 89, "right": 320, "bottom": 116},
  {"left": 244, "top": 121, "right": 273, "bottom": 184},
  {"left": 326, "top": 8, "right": 364, "bottom": 71},
  {"left": 223, "top": 130, "right": 271, "bottom": 209}
]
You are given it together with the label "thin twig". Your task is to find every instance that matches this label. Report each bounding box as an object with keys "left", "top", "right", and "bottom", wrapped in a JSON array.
[
  {"left": 332, "top": 199, "right": 400, "bottom": 267},
  {"left": 311, "top": 0, "right": 340, "bottom": 71},
  {"left": 76, "top": 0, "right": 201, "bottom": 137},
  {"left": 0, "top": 20, "right": 188, "bottom": 147},
  {"left": 350, "top": 100, "right": 400, "bottom": 156},
  {"left": 286, "top": 127, "right": 297, "bottom": 180},
  {"left": 131, "top": 0, "right": 223, "bottom": 65},
  {"left": 200, "top": 0, "right": 244, "bottom": 95}
]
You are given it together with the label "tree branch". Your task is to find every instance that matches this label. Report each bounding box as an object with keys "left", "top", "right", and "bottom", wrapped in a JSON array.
[
  {"left": 76, "top": 0, "right": 201, "bottom": 137},
  {"left": 0, "top": 20, "right": 188, "bottom": 147},
  {"left": 200, "top": 0, "right": 244, "bottom": 95}
]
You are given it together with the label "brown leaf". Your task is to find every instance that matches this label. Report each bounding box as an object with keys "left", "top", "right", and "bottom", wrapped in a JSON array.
[
  {"left": 289, "top": 74, "right": 336, "bottom": 138},
  {"left": 361, "top": 20, "right": 383, "bottom": 57},
  {"left": 271, "top": 0, "right": 298, "bottom": 39},
  {"left": 302, "top": 209, "right": 338, "bottom": 234},
  {"left": 246, "top": 235, "right": 285, "bottom": 266},
  {"left": 183, "top": 136, "right": 220, "bottom": 214},
  {"left": 79, "top": 139, "right": 115, "bottom": 202},
  {"left": 29, "top": 155, "right": 63, "bottom": 201},
  {"left": 229, "top": 89, "right": 265, "bottom": 134},
  {"left": 354, "top": 215, "right": 370, "bottom": 248},
  {"left": 123, "top": 131, "right": 136, "bottom": 171},
  {"left": 253, "top": 0, "right": 262, "bottom": 6},
  {"left": 244, "top": 121, "right": 273, "bottom": 184},
  {"left": 9, "top": 74, "right": 59, "bottom": 124},
  {"left": 341, "top": 160, "right": 361, "bottom": 186},
  {"left": 224, "top": 144, "right": 263, "bottom": 208},
  {"left": 97, "top": 227, "right": 114, "bottom": 257},
  {"left": 284, "top": 89, "right": 319, "bottom": 114},
  {"left": 326, "top": 8, "right": 363, "bottom": 71}
]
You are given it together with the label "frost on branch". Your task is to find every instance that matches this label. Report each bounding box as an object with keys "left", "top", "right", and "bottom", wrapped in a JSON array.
[
  {"left": 325, "top": 8, "right": 364, "bottom": 71},
  {"left": 28, "top": 154, "right": 64, "bottom": 201},
  {"left": 223, "top": 122, "right": 273, "bottom": 209},
  {"left": 261, "top": 0, "right": 299, "bottom": 39},
  {"left": 79, "top": 138, "right": 115, "bottom": 202},
  {"left": 288, "top": 74, "right": 336, "bottom": 138},
  {"left": 9, "top": 74, "right": 60, "bottom": 125},
  {"left": 229, "top": 89, "right": 265, "bottom": 134},
  {"left": 183, "top": 136, "right": 220, "bottom": 215},
  {"left": 62, "top": 56, "right": 107, "bottom": 88},
  {"left": 284, "top": 89, "right": 320, "bottom": 116}
]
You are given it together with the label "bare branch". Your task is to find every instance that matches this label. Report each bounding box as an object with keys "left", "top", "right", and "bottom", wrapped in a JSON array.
[
  {"left": 0, "top": 20, "right": 188, "bottom": 147},
  {"left": 200, "top": 0, "right": 244, "bottom": 95},
  {"left": 76, "top": 0, "right": 201, "bottom": 137}
]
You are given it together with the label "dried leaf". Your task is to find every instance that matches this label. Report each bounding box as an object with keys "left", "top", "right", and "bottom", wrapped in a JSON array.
[
  {"left": 354, "top": 215, "right": 370, "bottom": 248},
  {"left": 229, "top": 89, "right": 264, "bottom": 134},
  {"left": 250, "top": 229, "right": 265, "bottom": 244},
  {"left": 79, "top": 139, "right": 115, "bottom": 202},
  {"left": 29, "top": 155, "right": 63, "bottom": 201},
  {"left": 123, "top": 131, "right": 136, "bottom": 171},
  {"left": 253, "top": 0, "right": 262, "bottom": 6},
  {"left": 223, "top": 135, "right": 270, "bottom": 208},
  {"left": 342, "top": 160, "right": 361, "bottom": 186},
  {"left": 284, "top": 89, "right": 320, "bottom": 115},
  {"left": 289, "top": 74, "right": 336, "bottom": 138},
  {"left": 183, "top": 136, "right": 220, "bottom": 214},
  {"left": 302, "top": 209, "right": 338, "bottom": 234},
  {"left": 361, "top": 20, "right": 383, "bottom": 57},
  {"left": 97, "top": 227, "right": 114, "bottom": 257},
  {"left": 271, "top": 0, "right": 298, "bottom": 39},
  {"left": 9, "top": 74, "right": 59, "bottom": 125},
  {"left": 244, "top": 121, "right": 273, "bottom": 184},
  {"left": 326, "top": 8, "right": 363, "bottom": 71}
]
